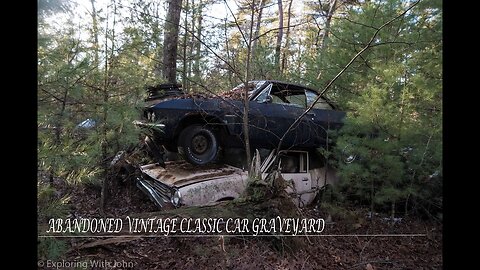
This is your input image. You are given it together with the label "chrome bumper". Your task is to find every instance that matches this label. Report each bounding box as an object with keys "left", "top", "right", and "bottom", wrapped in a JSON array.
[{"left": 132, "top": 120, "right": 166, "bottom": 129}]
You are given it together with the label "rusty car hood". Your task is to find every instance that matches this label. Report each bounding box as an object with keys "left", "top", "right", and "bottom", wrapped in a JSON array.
[{"left": 140, "top": 161, "right": 247, "bottom": 188}]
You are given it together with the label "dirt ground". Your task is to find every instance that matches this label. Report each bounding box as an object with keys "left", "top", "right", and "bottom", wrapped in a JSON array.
[{"left": 38, "top": 176, "right": 442, "bottom": 270}]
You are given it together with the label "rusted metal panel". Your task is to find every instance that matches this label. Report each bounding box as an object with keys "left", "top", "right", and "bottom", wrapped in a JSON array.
[
  {"left": 179, "top": 174, "right": 249, "bottom": 206},
  {"left": 140, "top": 161, "right": 246, "bottom": 187}
]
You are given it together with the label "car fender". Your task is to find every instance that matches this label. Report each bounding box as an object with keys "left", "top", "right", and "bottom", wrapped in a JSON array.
[{"left": 177, "top": 173, "right": 249, "bottom": 206}]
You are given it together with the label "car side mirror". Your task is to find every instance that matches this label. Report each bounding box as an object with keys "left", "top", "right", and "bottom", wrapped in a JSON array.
[{"left": 265, "top": 95, "right": 273, "bottom": 103}]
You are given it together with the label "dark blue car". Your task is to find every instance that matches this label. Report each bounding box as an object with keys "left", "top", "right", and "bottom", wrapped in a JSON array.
[{"left": 138, "top": 80, "right": 346, "bottom": 165}]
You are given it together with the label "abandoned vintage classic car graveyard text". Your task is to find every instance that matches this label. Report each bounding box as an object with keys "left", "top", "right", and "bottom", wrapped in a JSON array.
[{"left": 45, "top": 216, "right": 326, "bottom": 236}]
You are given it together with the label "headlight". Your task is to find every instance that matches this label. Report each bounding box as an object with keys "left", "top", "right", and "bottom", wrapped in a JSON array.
[
  {"left": 171, "top": 189, "right": 182, "bottom": 206},
  {"left": 344, "top": 154, "right": 356, "bottom": 164},
  {"left": 342, "top": 144, "right": 357, "bottom": 164},
  {"left": 146, "top": 111, "right": 156, "bottom": 122}
]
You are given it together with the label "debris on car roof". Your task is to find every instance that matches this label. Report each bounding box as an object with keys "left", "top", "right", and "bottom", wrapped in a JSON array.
[
  {"left": 145, "top": 83, "right": 257, "bottom": 102},
  {"left": 146, "top": 83, "right": 184, "bottom": 101},
  {"left": 217, "top": 87, "right": 246, "bottom": 100}
]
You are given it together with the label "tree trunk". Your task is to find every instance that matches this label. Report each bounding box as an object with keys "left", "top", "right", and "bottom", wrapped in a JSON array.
[
  {"left": 89, "top": 0, "right": 99, "bottom": 67},
  {"left": 187, "top": 0, "right": 196, "bottom": 91},
  {"left": 100, "top": 1, "right": 110, "bottom": 216},
  {"left": 223, "top": 17, "right": 234, "bottom": 87},
  {"left": 391, "top": 201, "right": 396, "bottom": 219},
  {"left": 281, "top": 0, "right": 293, "bottom": 73},
  {"left": 193, "top": 0, "right": 203, "bottom": 85},
  {"left": 182, "top": 0, "right": 189, "bottom": 92},
  {"left": 319, "top": 0, "right": 337, "bottom": 52},
  {"left": 274, "top": 0, "right": 284, "bottom": 72},
  {"left": 316, "top": 0, "right": 337, "bottom": 79},
  {"left": 243, "top": 0, "right": 257, "bottom": 170},
  {"left": 50, "top": 87, "right": 68, "bottom": 184},
  {"left": 100, "top": 0, "right": 118, "bottom": 216},
  {"left": 162, "top": 0, "right": 183, "bottom": 83},
  {"left": 251, "top": 0, "right": 266, "bottom": 58}
]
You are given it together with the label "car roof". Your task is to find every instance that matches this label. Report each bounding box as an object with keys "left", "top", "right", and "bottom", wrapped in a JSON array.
[{"left": 262, "top": 80, "right": 317, "bottom": 91}]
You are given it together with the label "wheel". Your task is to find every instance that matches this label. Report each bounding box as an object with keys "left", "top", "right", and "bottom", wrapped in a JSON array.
[{"left": 178, "top": 125, "right": 219, "bottom": 165}]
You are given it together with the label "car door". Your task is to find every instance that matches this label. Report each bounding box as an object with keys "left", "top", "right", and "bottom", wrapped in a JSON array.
[
  {"left": 217, "top": 98, "right": 243, "bottom": 148},
  {"left": 259, "top": 150, "right": 315, "bottom": 206},
  {"left": 305, "top": 90, "right": 345, "bottom": 146},
  {"left": 249, "top": 83, "right": 309, "bottom": 149},
  {"left": 277, "top": 151, "right": 314, "bottom": 207}
]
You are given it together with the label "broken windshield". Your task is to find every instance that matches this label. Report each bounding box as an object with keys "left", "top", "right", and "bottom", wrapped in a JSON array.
[{"left": 231, "top": 80, "right": 266, "bottom": 98}]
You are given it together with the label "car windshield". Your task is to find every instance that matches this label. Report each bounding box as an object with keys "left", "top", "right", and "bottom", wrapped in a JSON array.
[{"left": 231, "top": 80, "right": 266, "bottom": 98}]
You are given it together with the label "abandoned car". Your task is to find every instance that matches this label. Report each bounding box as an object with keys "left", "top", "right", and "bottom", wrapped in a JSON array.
[
  {"left": 136, "top": 149, "right": 339, "bottom": 208},
  {"left": 137, "top": 80, "right": 346, "bottom": 165}
]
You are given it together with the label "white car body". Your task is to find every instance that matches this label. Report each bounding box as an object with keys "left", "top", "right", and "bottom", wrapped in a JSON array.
[{"left": 138, "top": 150, "right": 339, "bottom": 208}]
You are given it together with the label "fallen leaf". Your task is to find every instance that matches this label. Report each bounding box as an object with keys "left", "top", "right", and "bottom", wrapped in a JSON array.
[{"left": 334, "top": 255, "right": 341, "bottom": 263}]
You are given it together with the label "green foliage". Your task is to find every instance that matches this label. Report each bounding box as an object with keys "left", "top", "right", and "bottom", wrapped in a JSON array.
[
  {"left": 243, "top": 178, "right": 271, "bottom": 202},
  {"left": 38, "top": 238, "right": 68, "bottom": 260},
  {"left": 319, "top": 0, "right": 443, "bottom": 217},
  {"left": 320, "top": 201, "right": 361, "bottom": 222},
  {"left": 37, "top": 182, "right": 70, "bottom": 260},
  {"left": 251, "top": 43, "right": 284, "bottom": 80},
  {"left": 38, "top": 0, "right": 72, "bottom": 16},
  {"left": 38, "top": 9, "right": 149, "bottom": 187},
  {"left": 37, "top": 182, "right": 70, "bottom": 222}
]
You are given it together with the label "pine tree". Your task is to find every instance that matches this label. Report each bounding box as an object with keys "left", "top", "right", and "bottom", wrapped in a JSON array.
[{"left": 322, "top": 0, "right": 442, "bottom": 217}]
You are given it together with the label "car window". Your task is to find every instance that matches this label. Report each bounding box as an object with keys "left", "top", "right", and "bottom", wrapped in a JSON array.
[
  {"left": 271, "top": 92, "right": 305, "bottom": 108},
  {"left": 279, "top": 152, "right": 307, "bottom": 173},
  {"left": 280, "top": 155, "right": 299, "bottom": 173},
  {"left": 285, "top": 94, "right": 306, "bottom": 108},
  {"left": 268, "top": 94, "right": 282, "bottom": 104},
  {"left": 270, "top": 88, "right": 306, "bottom": 108},
  {"left": 254, "top": 83, "right": 273, "bottom": 103},
  {"left": 305, "top": 90, "right": 333, "bottom": 110}
]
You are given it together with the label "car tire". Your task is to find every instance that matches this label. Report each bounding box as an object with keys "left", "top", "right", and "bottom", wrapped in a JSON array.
[
  {"left": 178, "top": 124, "right": 219, "bottom": 165},
  {"left": 163, "top": 143, "right": 178, "bottom": 153}
]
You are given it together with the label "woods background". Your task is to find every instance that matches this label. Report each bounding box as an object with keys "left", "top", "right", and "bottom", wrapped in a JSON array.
[{"left": 38, "top": 0, "right": 442, "bottom": 264}]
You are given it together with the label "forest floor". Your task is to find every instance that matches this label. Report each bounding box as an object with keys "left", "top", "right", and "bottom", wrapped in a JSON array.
[{"left": 38, "top": 176, "right": 442, "bottom": 270}]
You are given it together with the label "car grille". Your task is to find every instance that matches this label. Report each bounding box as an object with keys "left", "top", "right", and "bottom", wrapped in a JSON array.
[{"left": 136, "top": 176, "right": 174, "bottom": 208}]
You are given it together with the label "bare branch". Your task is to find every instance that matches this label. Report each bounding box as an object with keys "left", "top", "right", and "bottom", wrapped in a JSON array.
[
  {"left": 341, "top": 16, "right": 380, "bottom": 30},
  {"left": 223, "top": 0, "right": 249, "bottom": 46},
  {"left": 118, "top": 3, "right": 243, "bottom": 82},
  {"left": 39, "top": 88, "right": 65, "bottom": 103},
  {"left": 252, "top": 22, "right": 306, "bottom": 42},
  {"left": 369, "top": 41, "right": 413, "bottom": 48}
]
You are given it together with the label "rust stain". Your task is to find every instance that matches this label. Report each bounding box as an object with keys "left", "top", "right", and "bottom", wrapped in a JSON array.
[{"left": 141, "top": 161, "right": 245, "bottom": 187}]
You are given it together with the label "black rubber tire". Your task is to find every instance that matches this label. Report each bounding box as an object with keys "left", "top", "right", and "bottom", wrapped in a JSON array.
[
  {"left": 178, "top": 125, "right": 219, "bottom": 165},
  {"left": 163, "top": 143, "right": 178, "bottom": 153}
]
